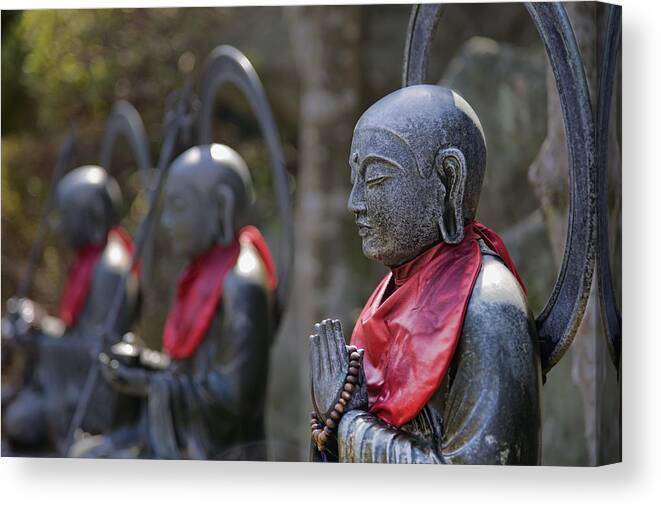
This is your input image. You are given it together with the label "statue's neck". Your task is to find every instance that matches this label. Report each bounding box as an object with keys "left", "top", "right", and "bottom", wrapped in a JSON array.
[{"left": 390, "top": 240, "right": 444, "bottom": 287}]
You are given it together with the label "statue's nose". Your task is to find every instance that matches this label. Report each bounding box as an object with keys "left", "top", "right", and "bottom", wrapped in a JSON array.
[{"left": 347, "top": 182, "right": 366, "bottom": 214}]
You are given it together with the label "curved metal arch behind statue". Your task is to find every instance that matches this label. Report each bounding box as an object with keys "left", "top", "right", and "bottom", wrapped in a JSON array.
[
  {"left": 595, "top": 5, "right": 621, "bottom": 374},
  {"left": 99, "top": 100, "right": 153, "bottom": 190},
  {"left": 402, "top": 2, "right": 597, "bottom": 375},
  {"left": 16, "top": 127, "right": 79, "bottom": 300},
  {"left": 197, "top": 44, "right": 294, "bottom": 330},
  {"left": 98, "top": 100, "right": 164, "bottom": 283}
]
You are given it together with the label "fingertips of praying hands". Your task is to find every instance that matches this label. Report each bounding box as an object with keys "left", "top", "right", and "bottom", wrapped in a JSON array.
[{"left": 310, "top": 319, "right": 354, "bottom": 420}]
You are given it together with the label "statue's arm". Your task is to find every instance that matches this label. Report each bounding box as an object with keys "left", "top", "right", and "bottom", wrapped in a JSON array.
[
  {"left": 77, "top": 243, "right": 140, "bottom": 343},
  {"left": 438, "top": 292, "right": 541, "bottom": 465},
  {"left": 337, "top": 262, "right": 541, "bottom": 464},
  {"left": 1, "top": 299, "right": 64, "bottom": 345},
  {"left": 144, "top": 276, "right": 270, "bottom": 459},
  {"left": 153, "top": 275, "right": 270, "bottom": 418},
  {"left": 337, "top": 409, "right": 444, "bottom": 463}
]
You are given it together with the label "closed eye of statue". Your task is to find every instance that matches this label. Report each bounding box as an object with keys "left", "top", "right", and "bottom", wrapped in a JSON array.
[
  {"left": 364, "top": 161, "right": 396, "bottom": 188},
  {"left": 365, "top": 175, "right": 391, "bottom": 187}
]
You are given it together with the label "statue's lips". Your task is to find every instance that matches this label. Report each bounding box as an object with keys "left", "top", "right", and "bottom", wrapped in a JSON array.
[{"left": 356, "top": 221, "right": 372, "bottom": 237}]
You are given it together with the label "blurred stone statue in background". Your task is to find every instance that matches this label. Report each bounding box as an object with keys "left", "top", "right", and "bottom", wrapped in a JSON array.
[
  {"left": 1, "top": 165, "right": 141, "bottom": 454},
  {"left": 308, "top": 85, "right": 542, "bottom": 464},
  {"left": 92, "top": 144, "right": 277, "bottom": 460}
]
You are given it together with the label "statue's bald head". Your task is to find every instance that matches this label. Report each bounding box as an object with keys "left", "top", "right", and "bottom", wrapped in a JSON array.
[
  {"left": 348, "top": 85, "right": 487, "bottom": 266},
  {"left": 56, "top": 165, "right": 122, "bottom": 249},
  {"left": 162, "top": 144, "right": 254, "bottom": 258},
  {"left": 351, "top": 85, "right": 486, "bottom": 222}
]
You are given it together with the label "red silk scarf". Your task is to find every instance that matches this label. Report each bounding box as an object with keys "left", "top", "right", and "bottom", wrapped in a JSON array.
[
  {"left": 59, "top": 227, "right": 135, "bottom": 328},
  {"left": 349, "top": 221, "right": 525, "bottom": 428},
  {"left": 162, "top": 226, "right": 277, "bottom": 359}
]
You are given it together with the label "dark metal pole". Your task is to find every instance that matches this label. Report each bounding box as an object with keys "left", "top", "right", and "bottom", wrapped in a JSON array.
[
  {"left": 402, "top": 3, "right": 597, "bottom": 375},
  {"left": 596, "top": 4, "right": 622, "bottom": 372}
]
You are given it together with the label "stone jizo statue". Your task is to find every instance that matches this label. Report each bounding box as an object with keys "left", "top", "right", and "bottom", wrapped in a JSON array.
[
  {"left": 309, "top": 85, "right": 541, "bottom": 464},
  {"left": 96, "top": 144, "right": 276, "bottom": 460},
  {"left": 2, "top": 165, "right": 140, "bottom": 454}
]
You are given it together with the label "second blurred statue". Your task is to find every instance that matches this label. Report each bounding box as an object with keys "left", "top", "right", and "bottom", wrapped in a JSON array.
[{"left": 94, "top": 144, "right": 277, "bottom": 460}]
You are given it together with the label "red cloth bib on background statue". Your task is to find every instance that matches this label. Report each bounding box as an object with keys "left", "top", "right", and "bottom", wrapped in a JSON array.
[
  {"left": 162, "top": 226, "right": 277, "bottom": 359},
  {"left": 59, "top": 227, "right": 135, "bottom": 328},
  {"left": 350, "top": 221, "right": 525, "bottom": 428}
]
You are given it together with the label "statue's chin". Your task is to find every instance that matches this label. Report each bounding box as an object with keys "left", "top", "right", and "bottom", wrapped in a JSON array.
[
  {"left": 168, "top": 230, "right": 197, "bottom": 258},
  {"left": 59, "top": 227, "right": 80, "bottom": 249},
  {"left": 170, "top": 242, "right": 193, "bottom": 259},
  {"left": 363, "top": 237, "right": 434, "bottom": 268},
  {"left": 362, "top": 239, "right": 396, "bottom": 267}
]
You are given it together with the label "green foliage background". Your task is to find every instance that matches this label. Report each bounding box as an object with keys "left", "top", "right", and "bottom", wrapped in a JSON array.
[{"left": 1, "top": 8, "right": 300, "bottom": 314}]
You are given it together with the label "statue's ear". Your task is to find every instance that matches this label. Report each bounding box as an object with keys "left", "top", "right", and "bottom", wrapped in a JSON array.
[
  {"left": 434, "top": 147, "right": 466, "bottom": 244},
  {"left": 214, "top": 183, "right": 236, "bottom": 246}
]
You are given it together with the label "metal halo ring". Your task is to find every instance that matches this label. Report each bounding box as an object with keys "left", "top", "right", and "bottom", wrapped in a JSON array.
[
  {"left": 197, "top": 45, "right": 294, "bottom": 327},
  {"left": 99, "top": 100, "right": 153, "bottom": 189},
  {"left": 402, "top": 3, "right": 597, "bottom": 373}
]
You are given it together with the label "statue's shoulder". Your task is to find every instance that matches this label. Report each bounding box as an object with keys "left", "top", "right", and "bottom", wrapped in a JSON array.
[
  {"left": 219, "top": 243, "right": 273, "bottom": 342},
  {"left": 224, "top": 242, "right": 270, "bottom": 304},
  {"left": 464, "top": 245, "right": 535, "bottom": 346},
  {"left": 85, "top": 234, "right": 139, "bottom": 330},
  {"left": 97, "top": 234, "right": 133, "bottom": 278}
]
